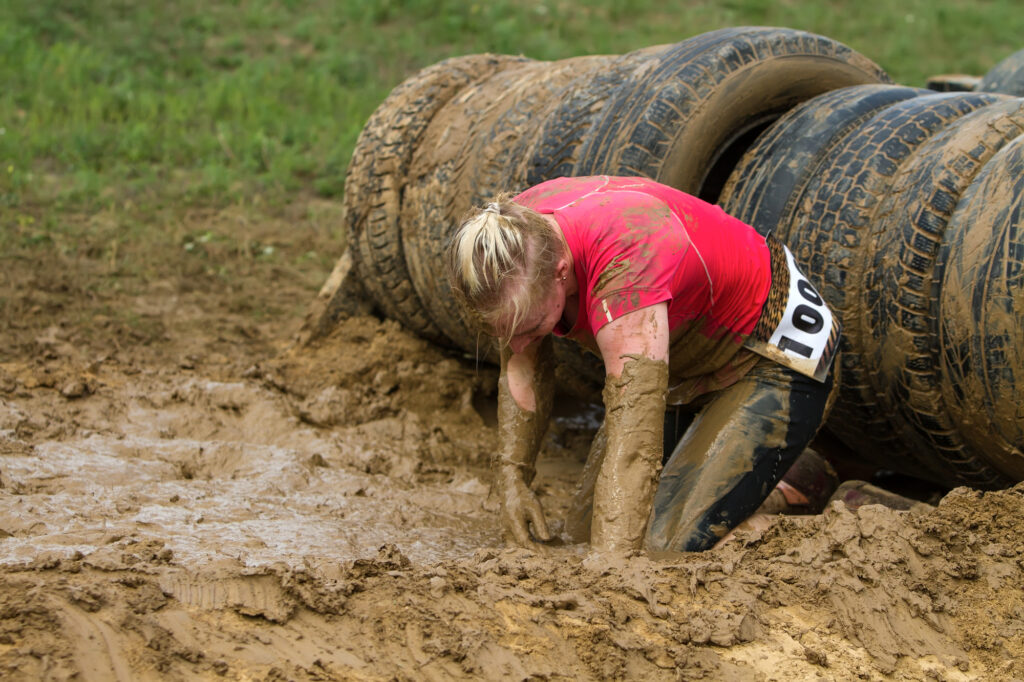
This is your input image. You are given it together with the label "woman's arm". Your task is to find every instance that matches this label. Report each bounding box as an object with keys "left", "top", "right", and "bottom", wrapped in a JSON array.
[
  {"left": 494, "top": 335, "right": 556, "bottom": 546},
  {"left": 592, "top": 303, "right": 670, "bottom": 552}
]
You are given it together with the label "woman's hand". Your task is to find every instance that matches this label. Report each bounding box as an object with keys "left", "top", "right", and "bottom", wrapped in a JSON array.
[{"left": 494, "top": 463, "right": 552, "bottom": 546}]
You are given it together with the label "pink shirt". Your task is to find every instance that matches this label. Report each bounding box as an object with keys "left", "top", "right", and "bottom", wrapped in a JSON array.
[{"left": 515, "top": 176, "right": 772, "bottom": 402}]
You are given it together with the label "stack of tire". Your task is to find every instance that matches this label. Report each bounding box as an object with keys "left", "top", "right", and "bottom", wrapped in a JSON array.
[
  {"left": 340, "top": 27, "right": 1024, "bottom": 490},
  {"left": 342, "top": 27, "right": 891, "bottom": 391},
  {"left": 719, "top": 84, "right": 1024, "bottom": 489},
  {"left": 711, "top": 60, "right": 1024, "bottom": 488}
]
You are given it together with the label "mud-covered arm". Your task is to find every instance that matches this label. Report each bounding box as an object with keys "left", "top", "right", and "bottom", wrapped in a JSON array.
[
  {"left": 494, "top": 335, "right": 555, "bottom": 545},
  {"left": 592, "top": 304, "right": 669, "bottom": 553}
]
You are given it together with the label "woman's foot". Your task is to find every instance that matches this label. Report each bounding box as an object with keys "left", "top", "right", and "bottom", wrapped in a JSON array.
[
  {"left": 756, "top": 448, "right": 839, "bottom": 515},
  {"left": 828, "top": 480, "right": 934, "bottom": 513}
]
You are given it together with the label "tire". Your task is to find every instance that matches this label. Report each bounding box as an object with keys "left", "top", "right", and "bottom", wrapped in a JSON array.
[
  {"left": 345, "top": 54, "right": 527, "bottom": 341},
  {"left": 719, "top": 84, "right": 927, "bottom": 238},
  {"left": 574, "top": 27, "right": 892, "bottom": 202},
  {"left": 469, "top": 55, "right": 610, "bottom": 206},
  {"left": 863, "top": 99, "right": 1024, "bottom": 488},
  {"left": 516, "top": 45, "right": 669, "bottom": 187},
  {"left": 976, "top": 48, "right": 1024, "bottom": 96},
  {"left": 789, "top": 92, "right": 1006, "bottom": 482},
  {"left": 937, "top": 135, "right": 1024, "bottom": 480},
  {"left": 400, "top": 59, "right": 596, "bottom": 354}
]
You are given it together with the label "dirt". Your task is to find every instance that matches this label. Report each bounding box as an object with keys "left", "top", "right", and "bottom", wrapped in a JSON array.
[{"left": 3, "top": 202, "right": 1024, "bottom": 681}]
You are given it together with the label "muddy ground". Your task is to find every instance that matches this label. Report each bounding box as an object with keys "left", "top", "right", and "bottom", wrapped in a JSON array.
[{"left": 2, "top": 200, "right": 1024, "bottom": 681}]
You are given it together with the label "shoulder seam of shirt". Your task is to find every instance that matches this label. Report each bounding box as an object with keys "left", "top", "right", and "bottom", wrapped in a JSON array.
[{"left": 550, "top": 175, "right": 611, "bottom": 211}]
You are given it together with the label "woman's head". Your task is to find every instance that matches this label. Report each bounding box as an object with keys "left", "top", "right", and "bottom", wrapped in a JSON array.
[{"left": 446, "top": 194, "right": 566, "bottom": 346}]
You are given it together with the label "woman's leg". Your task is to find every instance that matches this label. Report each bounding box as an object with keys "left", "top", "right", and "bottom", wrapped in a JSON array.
[
  {"left": 646, "top": 359, "right": 835, "bottom": 552},
  {"left": 663, "top": 407, "right": 696, "bottom": 464}
]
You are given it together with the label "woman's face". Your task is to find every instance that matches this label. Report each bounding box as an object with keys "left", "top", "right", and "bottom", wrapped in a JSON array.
[{"left": 507, "top": 284, "right": 565, "bottom": 354}]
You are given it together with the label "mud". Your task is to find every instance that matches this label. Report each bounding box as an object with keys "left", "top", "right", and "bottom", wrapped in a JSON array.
[
  {"left": 492, "top": 339, "right": 556, "bottom": 544},
  {"left": 937, "top": 134, "right": 1024, "bottom": 478},
  {"left": 4, "top": 226, "right": 1024, "bottom": 680},
  {"left": 591, "top": 355, "right": 668, "bottom": 553}
]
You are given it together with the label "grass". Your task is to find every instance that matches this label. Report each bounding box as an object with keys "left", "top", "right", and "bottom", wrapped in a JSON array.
[
  {"left": 0, "top": 0, "right": 1021, "bottom": 312},
  {"left": 3, "top": 0, "right": 1022, "bottom": 212}
]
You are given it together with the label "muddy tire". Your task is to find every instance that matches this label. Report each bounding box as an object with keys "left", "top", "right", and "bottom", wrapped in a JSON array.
[
  {"left": 401, "top": 59, "right": 601, "bottom": 355},
  {"left": 719, "top": 84, "right": 927, "bottom": 237},
  {"left": 468, "top": 55, "right": 610, "bottom": 208},
  {"left": 573, "top": 27, "right": 891, "bottom": 202},
  {"left": 937, "top": 135, "right": 1024, "bottom": 480},
  {"left": 516, "top": 45, "right": 669, "bottom": 187},
  {"left": 788, "top": 92, "right": 1006, "bottom": 480},
  {"left": 976, "top": 48, "right": 1024, "bottom": 96},
  {"left": 863, "top": 99, "right": 1024, "bottom": 488},
  {"left": 344, "top": 54, "right": 526, "bottom": 341}
]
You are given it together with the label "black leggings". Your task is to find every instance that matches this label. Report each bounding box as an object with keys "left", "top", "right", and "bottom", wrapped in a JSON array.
[{"left": 647, "top": 358, "right": 834, "bottom": 552}]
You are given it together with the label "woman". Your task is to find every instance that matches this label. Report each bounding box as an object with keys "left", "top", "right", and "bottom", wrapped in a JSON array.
[{"left": 447, "top": 176, "right": 840, "bottom": 553}]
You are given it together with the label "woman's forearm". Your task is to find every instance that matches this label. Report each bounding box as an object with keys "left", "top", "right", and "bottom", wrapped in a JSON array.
[
  {"left": 591, "top": 354, "right": 668, "bottom": 552},
  {"left": 497, "top": 337, "right": 555, "bottom": 476},
  {"left": 493, "top": 337, "right": 557, "bottom": 545}
]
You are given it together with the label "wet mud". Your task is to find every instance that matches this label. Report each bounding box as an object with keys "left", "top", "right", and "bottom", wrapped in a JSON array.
[
  {"left": 0, "top": 189, "right": 1022, "bottom": 680},
  {"left": 4, "top": 293, "right": 1024, "bottom": 680},
  {"left": 591, "top": 355, "right": 667, "bottom": 553}
]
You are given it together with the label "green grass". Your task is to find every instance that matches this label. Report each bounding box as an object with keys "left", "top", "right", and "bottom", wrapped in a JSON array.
[{"left": 1, "top": 0, "right": 1021, "bottom": 255}]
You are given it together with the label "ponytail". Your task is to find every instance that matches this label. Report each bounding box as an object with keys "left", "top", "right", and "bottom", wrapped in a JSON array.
[{"left": 446, "top": 194, "right": 563, "bottom": 343}]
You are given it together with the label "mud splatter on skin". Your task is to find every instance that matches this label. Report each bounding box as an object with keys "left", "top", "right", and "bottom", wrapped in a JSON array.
[
  {"left": 591, "top": 355, "right": 668, "bottom": 552},
  {"left": 565, "top": 419, "right": 606, "bottom": 543},
  {"left": 496, "top": 338, "right": 555, "bottom": 473}
]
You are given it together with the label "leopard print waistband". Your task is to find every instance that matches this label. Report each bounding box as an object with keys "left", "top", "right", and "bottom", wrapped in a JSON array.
[{"left": 750, "top": 234, "right": 790, "bottom": 343}]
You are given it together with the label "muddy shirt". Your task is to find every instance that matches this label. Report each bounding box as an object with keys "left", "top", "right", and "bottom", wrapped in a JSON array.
[{"left": 515, "top": 176, "right": 772, "bottom": 404}]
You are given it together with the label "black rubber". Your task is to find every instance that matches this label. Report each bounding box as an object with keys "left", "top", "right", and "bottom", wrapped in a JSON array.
[
  {"left": 719, "top": 84, "right": 927, "bottom": 238},
  {"left": 573, "top": 27, "right": 892, "bottom": 203},
  {"left": 400, "top": 60, "right": 597, "bottom": 354},
  {"left": 518, "top": 45, "right": 669, "bottom": 187},
  {"left": 475, "top": 54, "right": 610, "bottom": 199},
  {"left": 936, "top": 134, "right": 1024, "bottom": 481},
  {"left": 788, "top": 92, "right": 1005, "bottom": 482},
  {"left": 864, "top": 98, "right": 1024, "bottom": 488},
  {"left": 976, "top": 48, "right": 1024, "bottom": 96},
  {"left": 344, "top": 54, "right": 526, "bottom": 342}
]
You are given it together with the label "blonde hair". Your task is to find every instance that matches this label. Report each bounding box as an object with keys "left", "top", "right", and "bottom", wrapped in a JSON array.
[{"left": 446, "top": 193, "right": 564, "bottom": 344}]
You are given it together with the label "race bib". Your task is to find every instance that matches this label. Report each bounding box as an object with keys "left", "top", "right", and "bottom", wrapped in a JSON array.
[{"left": 745, "top": 245, "right": 840, "bottom": 382}]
